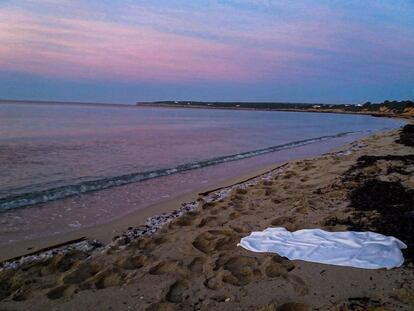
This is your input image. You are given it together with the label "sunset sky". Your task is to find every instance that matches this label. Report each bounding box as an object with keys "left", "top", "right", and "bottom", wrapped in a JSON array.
[{"left": 0, "top": 0, "right": 413, "bottom": 104}]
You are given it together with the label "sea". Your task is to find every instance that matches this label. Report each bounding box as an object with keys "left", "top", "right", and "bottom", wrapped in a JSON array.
[{"left": 0, "top": 102, "right": 404, "bottom": 244}]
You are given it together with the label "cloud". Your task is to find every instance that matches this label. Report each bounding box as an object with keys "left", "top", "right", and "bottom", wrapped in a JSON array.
[{"left": 0, "top": 0, "right": 413, "bottom": 87}]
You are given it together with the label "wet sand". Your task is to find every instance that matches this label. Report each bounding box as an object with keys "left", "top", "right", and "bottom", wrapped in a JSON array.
[{"left": 1, "top": 126, "right": 413, "bottom": 310}]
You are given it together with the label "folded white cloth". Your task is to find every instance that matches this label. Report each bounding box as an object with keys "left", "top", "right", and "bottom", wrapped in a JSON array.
[{"left": 238, "top": 227, "right": 407, "bottom": 269}]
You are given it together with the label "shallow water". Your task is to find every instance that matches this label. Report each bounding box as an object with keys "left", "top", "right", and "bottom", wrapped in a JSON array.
[{"left": 0, "top": 102, "right": 404, "bottom": 244}]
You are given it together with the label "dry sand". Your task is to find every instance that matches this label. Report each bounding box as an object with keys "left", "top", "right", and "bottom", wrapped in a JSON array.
[{"left": 1, "top": 127, "right": 413, "bottom": 311}]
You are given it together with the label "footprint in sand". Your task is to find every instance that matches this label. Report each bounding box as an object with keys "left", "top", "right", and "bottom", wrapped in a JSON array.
[
  {"left": 270, "top": 216, "right": 297, "bottom": 231},
  {"left": 283, "top": 171, "right": 298, "bottom": 179},
  {"left": 235, "top": 188, "right": 248, "bottom": 195},
  {"left": 149, "top": 260, "right": 186, "bottom": 276},
  {"left": 264, "top": 255, "right": 295, "bottom": 277},
  {"left": 230, "top": 224, "right": 250, "bottom": 234},
  {"left": 47, "top": 266, "right": 127, "bottom": 300},
  {"left": 60, "top": 262, "right": 126, "bottom": 295},
  {"left": 218, "top": 255, "right": 262, "bottom": 286},
  {"left": 204, "top": 270, "right": 227, "bottom": 290},
  {"left": 233, "top": 202, "right": 246, "bottom": 211},
  {"left": 192, "top": 230, "right": 240, "bottom": 254},
  {"left": 171, "top": 214, "right": 198, "bottom": 227},
  {"left": 286, "top": 274, "right": 309, "bottom": 296},
  {"left": 40, "top": 250, "right": 89, "bottom": 275},
  {"left": 187, "top": 257, "right": 206, "bottom": 274},
  {"left": 209, "top": 207, "right": 221, "bottom": 215},
  {"left": 165, "top": 279, "right": 189, "bottom": 303},
  {"left": 198, "top": 216, "right": 226, "bottom": 228},
  {"left": 204, "top": 254, "right": 262, "bottom": 289},
  {"left": 46, "top": 285, "right": 70, "bottom": 300},
  {"left": 201, "top": 201, "right": 218, "bottom": 211},
  {"left": 62, "top": 262, "right": 102, "bottom": 285},
  {"left": 10, "top": 286, "right": 32, "bottom": 301},
  {"left": 229, "top": 212, "right": 241, "bottom": 220},
  {"left": 116, "top": 254, "right": 148, "bottom": 270},
  {"left": 132, "top": 236, "right": 168, "bottom": 251},
  {"left": 231, "top": 193, "right": 245, "bottom": 204},
  {"left": 0, "top": 268, "right": 57, "bottom": 302},
  {"left": 264, "top": 187, "right": 275, "bottom": 196},
  {"left": 92, "top": 267, "right": 124, "bottom": 289},
  {"left": 264, "top": 255, "right": 308, "bottom": 296}
]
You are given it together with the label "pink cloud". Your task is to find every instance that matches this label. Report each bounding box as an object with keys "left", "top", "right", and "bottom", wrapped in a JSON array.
[
  {"left": 0, "top": 4, "right": 334, "bottom": 83},
  {"left": 0, "top": 1, "right": 413, "bottom": 85},
  {"left": 0, "top": 13, "right": 233, "bottom": 81}
]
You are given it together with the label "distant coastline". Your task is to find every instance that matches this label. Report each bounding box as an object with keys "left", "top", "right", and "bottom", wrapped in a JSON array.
[
  {"left": 3, "top": 98, "right": 413, "bottom": 120},
  {"left": 138, "top": 100, "right": 414, "bottom": 119}
]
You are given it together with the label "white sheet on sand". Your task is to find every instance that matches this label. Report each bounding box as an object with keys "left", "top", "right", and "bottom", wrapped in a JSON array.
[{"left": 238, "top": 227, "right": 407, "bottom": 269}]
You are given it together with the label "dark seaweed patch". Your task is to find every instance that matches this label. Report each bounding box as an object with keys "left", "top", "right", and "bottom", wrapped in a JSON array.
[
  {"left": 343, "top": 154, "right": 414, "bottom": 182},
  {"left": 348, "top": 179, "right": 414, "bottom": 260},
  {"left": 397, "top": 124, "right": 414, "bottom": 147},
  {"left": 349, "top": 180, "right": 413, "bottom": 213},
  {"left": 355, "top": 154, "right": 414, "bottom": 168}
]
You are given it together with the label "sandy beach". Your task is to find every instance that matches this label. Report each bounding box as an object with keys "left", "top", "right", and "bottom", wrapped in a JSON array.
[
  {"left": 2, "top": 0, "right": 414, "bottom": 309},
  {"left": 1, "top": 125, "right": 413, "bottom": 311}
]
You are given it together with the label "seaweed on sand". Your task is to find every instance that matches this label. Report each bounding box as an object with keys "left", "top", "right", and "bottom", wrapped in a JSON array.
[
  {"left": 397, "top": 124, "right": 414, "bottom": 147},
  {"left": 343, "top": 154, "right": 414, "bottom": 182},
  {"left": 348, "top": 179, "right": 414, "bottom": 261},
  {"left": 349, "top": 179, "right": 413, "bottom": 213}
]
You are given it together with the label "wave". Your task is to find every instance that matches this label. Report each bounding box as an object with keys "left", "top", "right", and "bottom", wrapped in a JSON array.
[{"left": 0, "top": 132, "right": 353, "bottom": 211}]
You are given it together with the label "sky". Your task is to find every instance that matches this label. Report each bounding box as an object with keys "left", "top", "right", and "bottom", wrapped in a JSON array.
[{"left": 0, "top": 0, "right": 413, "bottom": 104}]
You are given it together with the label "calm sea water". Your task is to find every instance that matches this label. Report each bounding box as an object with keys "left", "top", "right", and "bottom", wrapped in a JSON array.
[{"left": 0, "top": 102, "right": 403, "bottom": 213}]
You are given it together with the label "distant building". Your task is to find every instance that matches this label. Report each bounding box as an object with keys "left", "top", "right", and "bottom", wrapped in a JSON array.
[{"left": 312, "top": 105, "right": 321, "bottom": 108}]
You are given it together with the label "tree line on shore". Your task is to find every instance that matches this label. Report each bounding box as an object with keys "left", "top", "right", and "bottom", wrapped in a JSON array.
[{"left": 139, "top": 100, "right": 414, "bottom": 113}]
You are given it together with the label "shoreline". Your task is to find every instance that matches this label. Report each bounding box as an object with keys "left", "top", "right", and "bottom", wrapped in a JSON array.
[
  {"left": 0, "top": 127, "right": 400, "bottom": 263},
  {"left": 0, "top": 154, "right": 309, "bottom": 262},
  {"left": 0, "top": 132, "right": 356, "bottom": 213}
]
